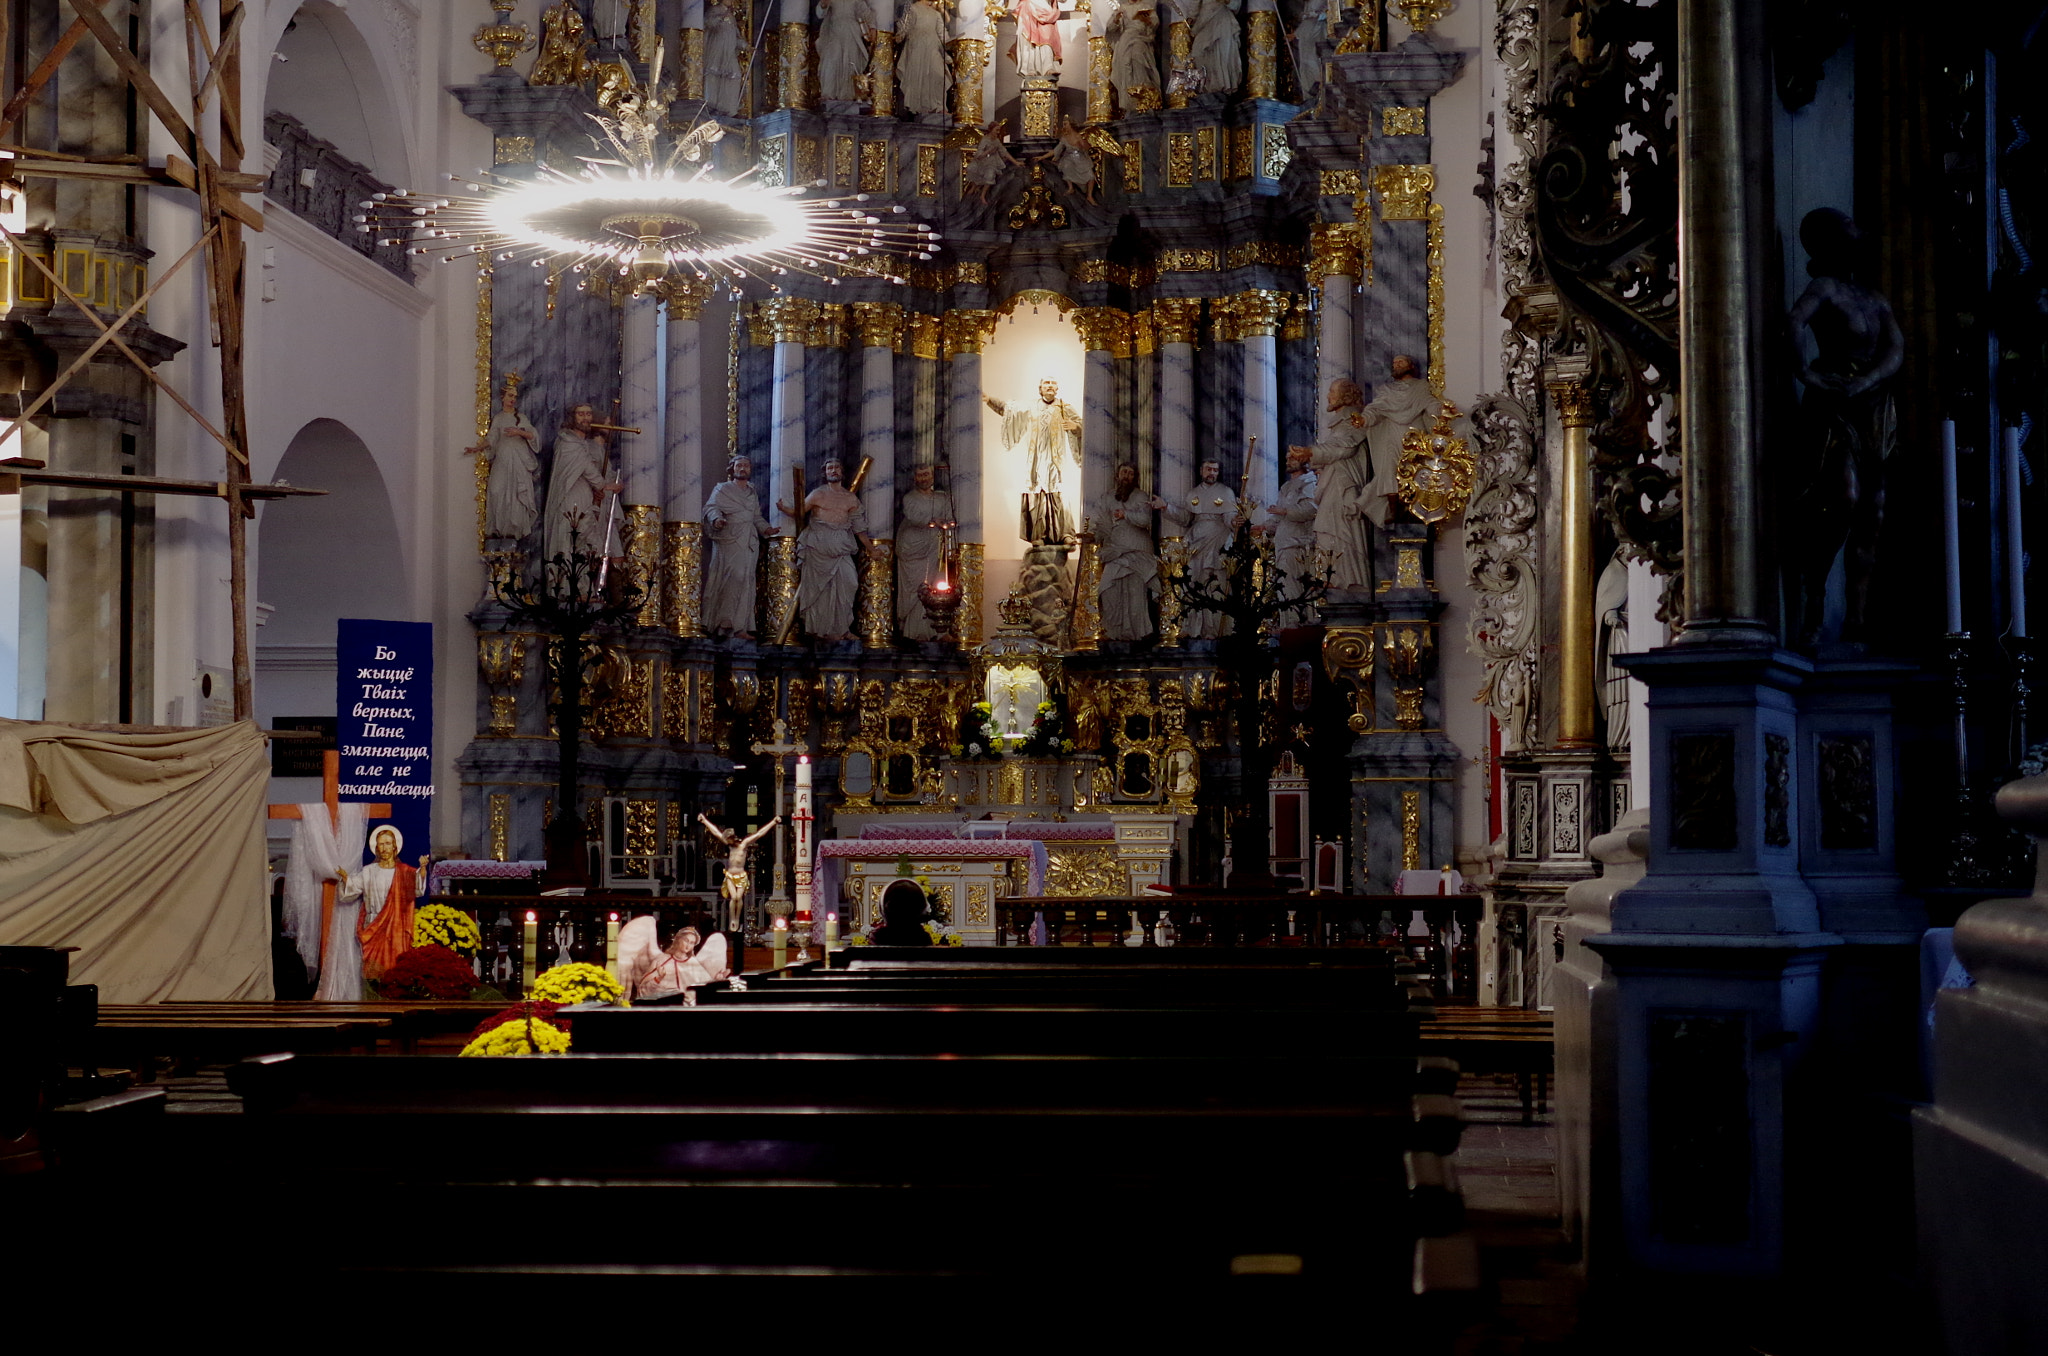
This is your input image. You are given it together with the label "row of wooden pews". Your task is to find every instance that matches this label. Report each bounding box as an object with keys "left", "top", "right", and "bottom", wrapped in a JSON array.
[{"left": 37, "top": 946, "right": 1480, "bottom": 1316}]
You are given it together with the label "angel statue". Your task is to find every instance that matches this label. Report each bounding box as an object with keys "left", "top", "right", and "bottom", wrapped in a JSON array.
[
  {"left": 699, "top": 813, "right": 782, "bottom": 932},
  {"left": 1037, "top": 118, "right": 1122, "bottom": 206},
  {"left": 958, "top": 119, "right": 1022, "bottom": 202}
]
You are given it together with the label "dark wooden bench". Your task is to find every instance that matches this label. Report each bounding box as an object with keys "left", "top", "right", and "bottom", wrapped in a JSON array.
[
  {"left": 82, "top": 1009, "right": 398, "bottom": 1079},
  {"left": 1420, "top": 1005, "right": 1555, "bottom": 1124}
]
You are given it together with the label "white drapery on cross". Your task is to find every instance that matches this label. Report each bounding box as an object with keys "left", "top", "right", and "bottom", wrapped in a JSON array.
[{"left": 281, "top": 802, "right": 368, "bottom": 975}]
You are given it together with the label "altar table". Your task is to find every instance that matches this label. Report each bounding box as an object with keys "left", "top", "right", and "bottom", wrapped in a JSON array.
[{"left": 816, "top": 839, "right": 1046, "bottom": 938}]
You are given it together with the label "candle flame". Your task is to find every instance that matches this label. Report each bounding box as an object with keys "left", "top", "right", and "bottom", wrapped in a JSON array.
[{"left": 525, "top": 910, "right": 537, "bottom": 922}]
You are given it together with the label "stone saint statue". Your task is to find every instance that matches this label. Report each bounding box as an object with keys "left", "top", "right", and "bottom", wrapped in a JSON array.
[
  {"left": 1358, "top": 355, "right": 1438, "bottom": 527},
  {"left": 1786, "top": 207, "right": 1904, "bottom": 646},
  {"left": 962, "top": 120, "right": 1022, "bottom": 202},
  {"left": 1011, "top": 0, "right": 1065, "bottom": 75},
  {"left": 704, "top": 0, "right": 746, "bottom": 115},
  {"left": 1298, "top": 378, "right": 1371, "bottom": 593},
  {"left": 1038, "top": 118, "right": 1101, "bottom": 205},
  {"left": 472, "top": 378, "right": 539, "bottom": 544},
  {"left": 699, "top": 814, "right": 780, "bottom": 931},
  {"left": 704, "top": 455, "right": 773, "bottom": 638},
  {"left": 1165, "top": 459, "right": 1243, "bottom": 641},
  {"left": 1190, "top": 0, "right": 1242, "bottom": 96},
  {"left": 315, "top": 825, "right": 425, "bottom": 1000},
  {"left": 1261, "top": 443, "right": 1319, "bottom": 624},
  {"left": 1292, "top": 0, "right": 1326, "bottom": 104},
  {"left": 781, "top": 457, "right": 874, "bottom": 641},
  {"left": 896, "top": 0, "right": 952, "bottom": 117},
  {"left": 544, "top": 403, "right": 622, "bottom": 563},
  {"left": 986, "top": 377, "right": 1082, "bottom": 543},
  {"left": 897, "top": 463, "right": 956, "bottom": 641},
  {"left": 1095, "top": 462, "right": 1167, "bottom": 642},
  {"left": 529, "top": 0, "right": 594, "bottom": 85},
  {"left": 817, "top": 0, "right": 874, "bottom": 102},
  {"left": 1109, "top": 0, "right": 1162, "bottom": 114}
]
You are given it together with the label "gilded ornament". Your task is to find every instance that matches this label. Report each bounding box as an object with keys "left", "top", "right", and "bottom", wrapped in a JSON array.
[
  {"left": 758, "top": 134, "right": 788, "bottom": 188},
  {"left": 917, "top": 143, "right": 940, "bottom": 197},
  {"left": 1045, "top": 844, "right": 1125, "bottom": 896},
  {"left": 1195, "top": 126, "right": 1217, "bottom": 181},
  {"left": 475, "top": 1, "right": 536, "bottom": 69},
  {"left": 663, "top": 520, "right": 705, "bottom": 635},
  {"left": 1210, "top": 295, "right": 1240, "bottom": 343},
  {"left": 1395, "top": 545, "right": 1424, "bottom": 589},
  {"left": 908, "top": 312, "right": 943, "bottom": 359},
  {"left": 680, "top": 24, "right": 706, "bottom": 100},
  {"left": 493, "top": 135, "right": 536, "bottom": 165},
  {"left": 1006, "top": 165, "right": 1069, "bottom": 230},
  {"left": 1070, "top": 306, "right": 1132, "bottom": 358},
  {"left": 624, "top": 505, "right": 663, "bottom": 626},
  {"left": 1335, "top": 6, "right": 1378, "bottom": 52},
  {"left": 1232, "top": 288, "right": 1293, "bottom": 338},
  {"left": 867, "top": 24, "right": 896, "bottom": 116},
  {"left": 1394, "top": 0, "right": 1453, "bottom": 36},
  {"left": 1088, "top": 35, "right": 1113, "bottom": 124},
  {"left": 759, "top": 294, "right": 819, "bottom": 344},
  {"left": 762, "top": 535, "right": 799, "bottom": 640},
  {"left": 794, "top": 135, "right": 822, "bottom": 187},
  {"left": 834, "top": 134, "right": 857, "bottom": 188},
  {"left": 957, "top": 542, "right": 985, "bottom": 644},
  {"left": 473, "top": 260, "right": 494, "bottom": 549},
  {"left": 529, "top": 0, "right": 595, "bottom": 84},
  {"left": 1156, "top": 536, "right": 1187, "bottom": 646},
  {"left": 1426, "top": 202, "right": 1446, "bottom": 396},
  {"left": 1158, "top": 247, "right": 1218, "bottom": 274},
  {"left": 1071, "top": 533, "right": 1103, "bottom": 650},
  {"left": 942, "top": 308, "right": 1000, "bottom": 357},
  {"left": 1396, "top": 400, "right": 1474, "bottom": 525},
  {"left": 662, "top": 276, "right": 714, "bottom": 320},
  {"left": 950, "top": 39, "right": 990, "bottom": 125},
  {"left": 1259, "top": 123, "right": 1293, "bottom": 180},
  {"left": 1122, "top": 140, "right": 1142, "bottom": 192},
  {"left": 1320, "top": 168, "right": 1362, "bottom": 197},
  {"left": 1401, "top": 789, "right": 1423, "bottom": 869},
  {"left": 1373, "top": 163, "right": 1435, "bottom": 220},
  {"left": 488, "top": 793, "right": 511, "bottom": 862},
  {"left": 808, "top": 301, "right": 849, "bottom": 348},
  {"left": 1231, "top": 126, "right": 1254, "bottom": 180},
  {"left": 952, "top": 261, "right": 991, "bottom": 286},
  {"left": 1547, "top": 378, "right": 1595, "bottom": 428},
  {"left": 488, "top": 693, "right": 518, "bottom": 738},
  {"left": 1382, "top": 106, "right": 1427, "bottom": 137},
  {"left": 1308, "top": 220, "right": 1364, "bottom": 281},
  {"left": 1167, "top": 18, "right": 1193, "bottom": 108},
  {"left": 1072, "top": 259, "right": 1112, "bottom": 284},
  {"left": 968, "top": 883, "right": 990, "bottom": 925},
  {"left": 851, "top": 300, "right": 906, "bottom": 350},
  {"left": 662, "top": 668, "right": 691, "bottom": 740},
  {"left": 478, "top": 632, "right": 527, "bottom": 690},
  {"left": 1246, "top": 9, "right": 1278, "bottom": 99},
  {"left": 1131, "top": 310, "right": 1155, "bottom": 355},
  {"left": 1225, "top": 241, "right": 1300, "bottom": 269},
  {"left": 779, "top": 21, "right": 814, "bottom": 111},
  {"left": 859, "top": 140, "right": 891, "bottom": 193},
  {"left": 1021, "top": 77, "right": 1059, "bottom": 138},
  {"left": 1167, "top": 132, "right": 1195, "bottom": 188},
  {"left": 1152, "top": 298, "right": 1203, "bottom": 346},
  {"left": 861, "top": 539, "right": 895, "bottom": 649},
  {"left": 1006, "top": 288, "right": 1073, "bottom": 315}
]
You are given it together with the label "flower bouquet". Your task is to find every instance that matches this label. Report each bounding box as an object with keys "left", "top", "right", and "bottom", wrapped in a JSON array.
[
  {"left": 414, "top": 903, "right": 482, "bottom": 955},
  {"left": 527, "top": 961, "right": 626, "bottom": 1007},
  {"left": 956, "top": 700, "right": 1006, "bottom": 760},
  {"left": 460, "top": 1000, "right": 572, "bottom": 1056},
  {"left": 1015, "top": 699, "right": 1073, "bottom": 758},
  {"left": 375, "top": 943, "right": 487, "bottom": 1001}
]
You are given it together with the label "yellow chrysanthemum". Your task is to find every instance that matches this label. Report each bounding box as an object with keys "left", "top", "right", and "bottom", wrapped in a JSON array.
[
  {"left": 458, "top": 1017, "right": 571, "bottom": 1057},
  {"left": 527, "top": 962, "right": 626, "bottom": 1007}
]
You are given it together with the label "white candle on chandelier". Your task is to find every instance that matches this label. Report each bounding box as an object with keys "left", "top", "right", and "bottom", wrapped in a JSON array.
[
  {"left": 1943, "top": 420, "right": 1963, "bottom": 635},
  {"left": 2006, "top": 425, "right": 2027, "bottom": 640}
]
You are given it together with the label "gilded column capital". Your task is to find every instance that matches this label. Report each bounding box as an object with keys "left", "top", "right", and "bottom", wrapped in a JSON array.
[
  {"left": 1547, "top": 378, "right": 1596, "bottom": 428},
  {"left": 1232, "top": 288, "right": 1293, "bottom": 338},
  {"left": 1308, "top": 220, "right": 1365, "bottom": 279},
  {"left": 850, "top": 300, "right": 907, "bottom": 350},
  {"left": 1372, "top": 163, "right": 1436, "bottom": 221},
  {"left": 943, "top": 308, "right": 1000, "bottom": 357},
  {"left": 758, "top": 294, "right": 819, "bottom": 344},
  {"left": 907, "top": 312, "right": 943, "bottom": 359},
  {"left": 809, "top": 300, "right": 849, "bottom": 348},
  {"left": 1131, "top": 309, "right": 1156, "bottom": 356},
  {"left": 662, "top": 276, "right": 715, "bottom": 321},
  {"left": 1153, "top": 297, "right": 1205, "bottom": 346},
  {"left": 1070, "top": 306, "right": 1132, "bottom": 358},
  {"left": 1210, "top": 294, "right": 1241, "bottom": 344}
]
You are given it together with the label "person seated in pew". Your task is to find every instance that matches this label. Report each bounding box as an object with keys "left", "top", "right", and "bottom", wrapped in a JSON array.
[
  {"left": 618, "top": 916, "right": 732, "bottom": 1000},
  {"left": 870, "top": 880, "right": 933, "bottom": 947}
]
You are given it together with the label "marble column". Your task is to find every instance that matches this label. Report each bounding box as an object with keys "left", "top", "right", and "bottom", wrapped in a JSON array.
[
  {"left": 1244, "top": 0, "right": 1279, "bottom": 100},
  {"left": 1153, "top": 299, "right": 1203, "bottom": 508},
  {"left": 866, "top": 0, "right": 898, "bottom": 116},
  {"left": 1235, "top": 289, "right": 1290, "bottom": 516},
  {"left": 679, "top": 0, "right": 706, "bottom": 101},
  {"left": 1071, "top": 307, "right": 1126, "bottom": 516},
  {"left": 761, "top": 296, "right": 814, "bottom": 640},
  {"left": 949, "top": 0, "right": 992, "bottom": 126},
  {"left": 663, "top": 280, "right": 713, "bottom": 636},
  {"left": 945, "top": 308, "right": 998, "bottom": 643},
  {"left": 1310, "top": 221, "right": 1362, "bottom": 398},
  {"left": 621, "top": 293, "right": 665, "bottom": 625},
  {"left": 853, "top": 301, "right": 904, "bottom": 649}
]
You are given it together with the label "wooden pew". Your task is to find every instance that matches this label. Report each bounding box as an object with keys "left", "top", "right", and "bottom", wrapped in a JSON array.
[
  {"left": 1420, "top": 1004, "right": 1555, "bottom": 1124},
  {"left": 83, "top": 1007, "right": 398, "bottom": 1079}
]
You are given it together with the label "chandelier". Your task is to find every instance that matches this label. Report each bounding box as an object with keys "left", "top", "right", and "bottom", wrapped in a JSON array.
[{"left": 357, "top": 49, "right": 939, "bottom": 295}]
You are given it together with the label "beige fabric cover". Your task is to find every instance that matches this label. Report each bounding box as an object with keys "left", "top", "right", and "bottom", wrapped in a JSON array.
[{"left": 0, "top": 719, "right": 273, "bottom": 1002}]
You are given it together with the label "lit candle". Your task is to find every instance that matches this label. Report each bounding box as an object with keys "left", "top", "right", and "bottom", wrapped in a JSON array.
[
  {"left": 523, "top": 910, "right": 537, "bottom": 993},
  {"left": 2007, "top": 425, "right": 2027, "bottom": 640},
  {"left": 826, "top": 910, "right": 839, "bottom": 952},
  {"left": 1944, "top": 420, "right": 1964, "bottom": 635},
  {"left": 772, "top": 915, "right": 787, "bottom": 969},
  {"left": 605, "top": 912, "right": 620, "bottom": 980},
  {"left": 793, "top": 755, "right": 814, "bottom": 931}
]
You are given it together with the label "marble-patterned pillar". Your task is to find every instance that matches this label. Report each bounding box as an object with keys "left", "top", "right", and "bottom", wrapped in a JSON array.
[
  {"left": 853, "top": 301, "right": 904, "bottom": 648},
  {"left": 1235, "top": 289, "right": 1290, "bottom": 516},
  {"left": 1309, "top": 221, "right": 1362, "bottom": 398},
  {"left": 1244, "top": 0, "right": 1279, "bottom": 100},
  {"left": 621, "top": 293, "right": 665, "bottom": 624},
  {"left": 679, "top": 0, "right": 707, "bottom": 100},
  {"left": 944, "top": 308, "right": 998, "bottom": 643},
  {"left": 663, "top": 279, "right": 713, "bottom": 636},
  {"left": 761, "top": 295, "right": 814, "bottom": 640},
  {"left": 1153, "top": 299, "right": 1203, "bottom": 508},
  {"left": 1071, "top": 307, "right": 1126, "bottom": 514}
]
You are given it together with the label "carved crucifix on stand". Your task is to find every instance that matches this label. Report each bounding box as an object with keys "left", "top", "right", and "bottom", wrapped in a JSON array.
[
  {"left": 266, "top": 749, "right": 391, "bottom": 976},
  {"left": 749, "top": 717, "right": 807, "bottom": 919}
]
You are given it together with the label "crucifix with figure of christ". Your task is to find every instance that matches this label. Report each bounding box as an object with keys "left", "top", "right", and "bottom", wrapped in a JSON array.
[
  {"left": 749, "top": 718, "right": 808, "bottom": 917},
  {"left": 267, "top": 749, "right": 389, "bottom": 974}
]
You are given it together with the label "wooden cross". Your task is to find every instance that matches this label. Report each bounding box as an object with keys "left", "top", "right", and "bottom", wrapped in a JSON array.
[
  {"left": 750, "top": 718, "right": 807, "bottom": 905},
  {"left": 267, "top": 749, "right": 391, "bottom": 975}
]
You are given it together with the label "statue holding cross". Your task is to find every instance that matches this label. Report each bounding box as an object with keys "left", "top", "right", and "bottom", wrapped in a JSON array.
[{"left": 269, "top": 748, "right": 396, "bottom": 999}]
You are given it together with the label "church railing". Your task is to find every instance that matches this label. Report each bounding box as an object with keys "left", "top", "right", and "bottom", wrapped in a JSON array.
[
  {"left": 995, "top": 894, "right": 1478, "bottom": 951},
  {"left": 263, "top": 110, "right": 412, "bottom": 281}
]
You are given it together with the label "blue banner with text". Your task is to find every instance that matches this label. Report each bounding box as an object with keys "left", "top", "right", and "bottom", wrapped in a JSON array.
[{"left": 335, "top": 618, "right": 433, "bottom": 868}]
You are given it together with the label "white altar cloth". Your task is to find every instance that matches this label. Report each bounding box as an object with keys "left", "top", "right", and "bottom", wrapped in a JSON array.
[{"left": 815, "top": 838, "right": 1046, "bottom": 907}]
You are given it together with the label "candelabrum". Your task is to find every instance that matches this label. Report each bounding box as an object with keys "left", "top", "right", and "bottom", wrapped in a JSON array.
[{"left": 1944, "top": 633, "right": 1994, "bottom": 887}]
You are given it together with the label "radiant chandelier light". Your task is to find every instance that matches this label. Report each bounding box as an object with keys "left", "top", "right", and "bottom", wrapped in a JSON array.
[{"left": 356, "top": 47, "right": 940, "bottom": 294}]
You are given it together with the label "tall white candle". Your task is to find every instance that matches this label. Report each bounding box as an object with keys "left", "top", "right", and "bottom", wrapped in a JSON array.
[
  {"left": 1943, "top": 420, "right": 1964, "bottom": 635},
  {"left": 793, "top": 755, "right": 814, "bottom": 925},
  {"left": 2007, "top": 425, "right": 2027, "bottom": 640}
]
